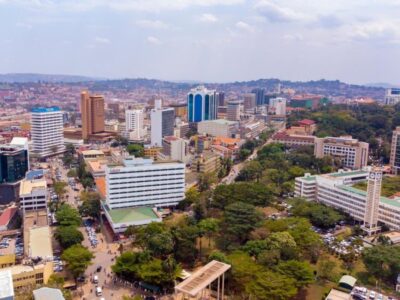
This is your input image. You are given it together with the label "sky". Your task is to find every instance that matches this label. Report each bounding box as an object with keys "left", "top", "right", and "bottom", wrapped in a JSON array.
[{"left": 0, "top": 0, "right": 399, "bottom": 84}]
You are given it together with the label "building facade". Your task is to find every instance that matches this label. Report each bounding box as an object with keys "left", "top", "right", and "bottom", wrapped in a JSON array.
[
  {"left": 243, "top": 93, "right": 256, "bottom": 111},
  {"left": 197, "top": 119, "right": 239, "bottom": 138},
  {"left": 80, "top": 91, "right": 105, "bottom": 140},
  {"left": 269, "top": 97, "right": 287, "bottom": 115},
  {"left": 125, "top": 109, "right": 144, "bottom": 140},
  {"left": 0, "top": 146, "right": 28, "bottom": 184},
  {"left": 251, "top": 88, "right": 265, "bottom": 106},
  {"left": 31, "top": 107, "right": 65, "bottom": 158},
  {"left": 151, "top": 100, "right": 175, "bottom": 146},
  {"left": 19, "top": 179, "right": 47, "bottom": 214},
  {"left": 390, "top": 127, "right": 400, "bottom": 175},
  {"left": 226, "top": 101, "right": 241, "bottom": 121},
  {"left": 161, "top": 136, "right": 189, "bottom": 163},
  {"left": 385, "top": 88, "right": 400, "bottom": 105},
  {"left": 187, "top": 86, "right": 218, "bottom": 123},
  {"left": 105, "top": 157, "right": 185, "bottom": 209},
  {"left": 314, "top": 136, "right": 369, "bottom": 169}
]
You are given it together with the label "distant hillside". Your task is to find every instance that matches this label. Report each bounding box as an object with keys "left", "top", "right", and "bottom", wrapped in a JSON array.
[{"left": 0, "top": 73, "right": 103, "bottom": 83}]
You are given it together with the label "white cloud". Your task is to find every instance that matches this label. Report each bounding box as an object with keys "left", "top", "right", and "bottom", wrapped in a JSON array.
[
  {"left": 255, "top": 0, "right": 308, "bottom": 23},
  {"left": 200, "top": 13, "right": 218, "bottom": 23},
  {"left": 94, "top": 37, "right": 110, "bottom": 44},
  {"left": 147, "top": 36, "right": 162, "bottom": 45},
  {"left": 282, "top": 33, "right": 303, "bottom": 41},
  {"left": 235, "top": 21, "right": 254, "bottom": 32},
  {"left": 136, "top": 19, "right": 170, "bottom": 29},
  {"left": 348, "top": 20, "right": 400, "bottom": 43}
]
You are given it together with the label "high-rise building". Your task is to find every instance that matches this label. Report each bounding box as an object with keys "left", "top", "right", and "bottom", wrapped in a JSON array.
[
  {"left": 226, "top": 100, "right": 241, "bottom": 121},
  {"left": 269, "top": 97, "right": 286, "bottom": 115},
  {"left": 243, "top": 93, "right": 256, "bottom": 110},
  {"left": 151, "top": 100, "right": 175, "bottom": 146},
  {"left": 81, "top": 91, "right": 105, "bottom": 140},
  {"left": 108, "top": 102, "right": 120, "bottom": 119},
  {"left": 251, "top": 88, "right": 265, "bottom": 106},
  {"left": 385, "top": 88, "right": 400, "bottom": 105},
  {"left": 162, "top": 136, "right": 189, "bottom": 163},
  {"left": 31, "top": 107, "right": 65, "bottom": 158},
  {"left": 390, "top": 126, "right": 400, "bottom": 175},
  {"left": 0, "top": 145, "right": 28, "bottom": 184},
  {"left": 105, "top": 157, "right": 185, "bottom": 209},
  {"left": 216, "top": 92, "right": 225, "bottom": 107},
  {"left": 169, "top": 103, "right": 187, "bottom": 119},
  {"left": 187, "top": 86, "right": 218, "bottom": 123},
  {"left": 362, "top": 168, "right": 382, "bottom": 234},
  {"left": 314, "top": 136, "right": 369, "bottom": 169},
  {"left": 125, "top": 109, "right": 144, "bottom": 140}
]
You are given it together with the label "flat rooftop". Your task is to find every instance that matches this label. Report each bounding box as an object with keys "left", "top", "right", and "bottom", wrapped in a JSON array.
[
  {"left": 0, "top": 270, "right": 14, "bottom": 299},
  {"left": 20, "top": 179, "right": 47, "bottom": 195},
  {"left": 106, "top": 206, "right": 160, "bottom": 224},
  {"left": 81, "top": 149, "right": 104, "bottom": 156},
  {"left": 29, "top": 226, "right": 53, "bottom": 259},
  {"left": 329, "top": 170, "right": 368, "bottom": 178},
  {"left": 339, "top": 185, "right": 400, "bottom": 208},
  {"left": 200, "top": 119, "right": 237, "bottom": 125}
]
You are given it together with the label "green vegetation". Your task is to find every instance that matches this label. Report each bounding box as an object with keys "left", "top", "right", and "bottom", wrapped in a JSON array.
[
  {"left": 61, "top": 244, "right": 94, "bottom": 279},
  {"left": 55, "top": 225, "right": 84, "bottom": 249},
  {"left": 78, "top": 191, "right": 101, "bottom": 219},
  {"left": 56, "top": 203, "right": 82, "bottom": 227},
  {"left": 126, "top": 144, "right": 144, "bottom": 157},
  {"left": 53, "top": 181, "right": 67, "bottom": 200},
  {"left": 62, "top": 143, "right": 76, "bottom": 167},
  {"left": 77, "top": 161, "right": 94, "bottom": 189},
  {"left": 353, "top": 176, "right": 400, "bottom": 197}
]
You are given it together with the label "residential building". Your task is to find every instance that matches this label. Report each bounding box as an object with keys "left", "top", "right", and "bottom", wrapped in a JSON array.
[
  {"left": 191, "top": 151, "right": 221, "bottom": 174},
  {"left": 390, "top": 126, "right": 400, "bottom": 175},
  {"left": 187, "top": 86, "right": 218, "bottom": 123},
  {"left": 197, "top": 119, "right": 239, "bottom": 138},
  {"left": 125, "top": 109, "right": 144, "bottom": 140},
  {"left": 0, "top": 269, "right": 14, "bottom": 300},
  {"left": 161, "top": 136, "right": 189, "bottom": 163},
  {"left": 151, "top": 100, "right": 175, "bottom": 146},
  {"left": 287, "top": 119, "right": 317, "bottom": 135},
  {"left": 80, "top": 91, "right": 105, "bottom": 140},
  {"left": 385, "top": 88, "right": 400, "bottom": 105},
  {"left": 314, "top": 136, "right": 369, "bottom": 169},
  {"left": 107, "top": 103, "right": 120, "bottom": 119},
  {"left": 295, "top": 169, "right": 400, "bottom": 231},
  {"left": 269, "top": 97, "right": 286, "bottom": 115},
  {"left": 194, "top": 135, "right": 212, "bottom": 154},
  {"left": 31, "top": 107, "right": 65, "bottom": 158},
  {"left": 174, "top": 121, "right": 190, "bottom": 139},
  {"left": 105, "top": 157, "right": 185, "bottom": 209},
  {"left": 240, "top": 120, "right": 266, "bottom": 139},
  {"left": 251, "top": 88, "right": 265, "bottom": 106},
  {"left": 19, "top": 179, "right": 47, "bottom": 213},
  {"left": 227, "top": 101, "right": 241, "bottom": 121},
  {"left": 243, "top": 93, "right": 256, "bottom": 111}
]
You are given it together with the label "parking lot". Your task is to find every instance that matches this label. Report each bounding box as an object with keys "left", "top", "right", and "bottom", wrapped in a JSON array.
[
  {"left": 0, "top": 235, "right": 23, "bottom": 258},
  {"left": 351, "top": 286, "right": 397, "bottom": 300}
]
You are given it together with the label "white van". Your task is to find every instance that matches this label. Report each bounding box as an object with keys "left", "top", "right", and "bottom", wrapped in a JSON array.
[
  {"left": 93, "top": 275, "right": 98, "bottom": 284},
  {"left": 96, "top": 287, "right": 102, "bottom": 296}
]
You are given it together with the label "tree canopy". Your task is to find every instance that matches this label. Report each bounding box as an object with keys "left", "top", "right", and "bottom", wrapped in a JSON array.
[
  {"left": 56, "top": 204, "right": 82, "bottom": 227},
  {"left": 61, "top": 244, "right": 94, "bottom": 279}
]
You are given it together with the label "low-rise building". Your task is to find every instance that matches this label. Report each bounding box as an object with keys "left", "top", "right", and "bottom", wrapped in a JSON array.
[
  {"left": 271, "top": 132, "right": 315, "bottom": 147},
  {"left": 3, "top": 262, "right": 53, "bottom": 291},
  {"left": 161, "top": 136, "right": 189, "bottom": 163},
  {"left": 0, "top": 269, "right": 14, "bottom": 300},
  {"left": 0, "top": 207, "right": 19, "bottom": 232},
  {"left": 191, "top": 151, "right": 221, "bottom": 174},
  {"left": 33, "top": 287, "right": 65, "bottom": 300},
  {"left": 198, "top": 119, "right": 238, "bottom": 138},
  {"left": 19, "top": 179, "right": 47, "bottom": 213},
  {"left": 144, "top": 146, "right": 163, "bottom": 161}
]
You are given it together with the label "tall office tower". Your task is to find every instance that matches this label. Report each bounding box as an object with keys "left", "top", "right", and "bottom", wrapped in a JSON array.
[
  {"left": 125, "top": 109, "right": 144, "bottom": 140},
  {"left": 105, "top": 157, "right": 185, "bottom": 209},
  {"left": 251, "top": 88, "right": 265, "bottom": 106},
  {"left": 363, "top": 168, "right": 383, "bottom": 235},
  {"left": 31, "top": 107, "right": 65, "bottom": 158},
  {"left": 216, "top": 92, "right": 225, "bottom": 107},
  {"left": 243, "top": 93, "right": 256, "bottom": 110},
  {"left": 227, "top": 100, "right": 241, "bottom": 121},
  {"left": 151, "top": 99, "right": 175, "bottom": 146},
  {"left": 314, "top": 136, "right": 369, "bottom": 170},
  {"left": 385, "top": 88, "right": 400, "bottom": 105},
  {"left": 81, "top": 91, "right": 105, "bottom": 140},
  {"left": 108, "top": 103, "right": 120, "bottom": 119},
  {"left": 269, "top": 97, "right": 287, "bottom": 115},
  {"left": 390, "top": 126, "right": 400, "bottom": 175},
  {"left": 187, "top": 86, "right": 218, "bottom": 123}
]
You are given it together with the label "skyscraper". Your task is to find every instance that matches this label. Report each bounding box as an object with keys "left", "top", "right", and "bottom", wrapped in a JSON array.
[
  {"left": 187, "top": 86, "right": 218, "bottom": 123},
  {"left": 269, "top": 97, "right": 287, "bottom": 115},
  {"left": 251, "top": 88, "right": 265, "bottom": 106},
  {"left": 81, "top": 91, "right": 105, "bottom": 140},
  {"left": 243, "top": 93, "right": 256, "bottom": 110},
  {"left": 363, "top": 168, "right": 383, "bottom": 235},
  {"left": 151, "top": 100, "right": 175, "bottom": 146},
  {"left": 227, "top": 100, "right": 241, "bottom": 121},
  {"left": 125, "top": 109, "right": 144, "bottom": 140},
  {"left": 390, "top": 126, "right": 400, "bottom": 175},
  {"left": 216, "top": 92, "right": 225, "bottom": 107},
  {"left": 31, "top": 107, "right": 65, "bottom": 158}
]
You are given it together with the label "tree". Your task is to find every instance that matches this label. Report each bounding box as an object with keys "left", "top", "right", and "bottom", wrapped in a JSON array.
[
  {"left": 198, "top": 172, "right": 217, "bottom": 192},
  {"left": 171, "top": 224, "right": 199, "bottom": 266},
  {"left": 178, "top": 187, "right": 200, "bottom": 210},
  {"left": 208, "top": 251, "right": 229, "bottom": 264},
  {"left": 277, "top": 260, "right": 314, "bottom": 288},
  {"left": 266, "top": 232, "right": 298, "bottom": 260},
  {"left": 53, "top": 181, "right": 67, "bottom": 199},
  {"left": 197, "top": 218, "right": 219, "bottom": 249},
  {"left": 67, "top": 169, "right": 77, "bottom": 178},
  {"left": 55, "top": 226, "right": 84, "bottom": 249},
  {"left": 318, "top": 258, "right": 337, "bottom": 281},
  {"left": 236, "top": 160, "right": 263, "bottom": 181},
  {"left": 56, "top": 204, "right": 82, "bottom": 227},
  {"left": 79, "top": 191, "right": 101, "bottom": 219},
  {"left": 221, "top": 202, "right": 263, "bottom": 247},
  {"left": 134, "top": 222, "right": 174, "bottom": 258},
  {"left": 126, "top": 144, "right": 144, "bottom": 157},
  {"left": 62, "top": 245, "right": 94, "bottom": 279}
]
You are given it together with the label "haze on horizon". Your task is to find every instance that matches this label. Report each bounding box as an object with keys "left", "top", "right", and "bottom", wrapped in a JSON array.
[{"left": 0, "top": 0, "right": 399, "bottom": 85}]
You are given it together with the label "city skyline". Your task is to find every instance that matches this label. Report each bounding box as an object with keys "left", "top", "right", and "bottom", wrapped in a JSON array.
[{"left": 1, "top": 0, "right": 400, "bottom": 85}]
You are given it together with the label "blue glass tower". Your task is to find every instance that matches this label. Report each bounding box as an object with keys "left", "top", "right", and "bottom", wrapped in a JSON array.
[{"left": 187, "top": 86, "right": 218, "bottom": 123}]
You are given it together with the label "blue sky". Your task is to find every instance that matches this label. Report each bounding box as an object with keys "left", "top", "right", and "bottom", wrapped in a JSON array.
[{"left": 0, "top": 0, "right": 399, "bottom": 84}]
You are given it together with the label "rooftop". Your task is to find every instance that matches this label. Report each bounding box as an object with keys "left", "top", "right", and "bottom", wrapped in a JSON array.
[
  {"left": 20, "top": 179, "right": 47, "bottom": 195},
  {"left": 31, "top": 107, "right": 60, "bottom": 113},
  {"left": 338, "top": 185, "right": 400, "bottom": 208},
  {"left": 0, "top": 270, "right": 14, "bottom": 299},
  {"left": 0, "top": 207, "right": 18, "bottom": 227},
  {"left": 329, "top": 170, "right": 368, "bottom": 178},
  {"left": 200, "top": 119, "right": 237, "bottom": 125},
  {"left": 325, "top": 289, "right": 351, "bottom": 300},
  {"left": 29, "top": 226, "right": 53, "bottom": 259},
  {"left": 26, "top": 169, "right": 46, "bottom": 180},
  {"left": 33, "top": 287, "right": 65, "bottom": 300},
  {"left": 106, "top": 206, "right": 160, "bottom": 224},
  {"left": 298, "top": 119, "right": 316, "bottom": 125},
  {"left": 81, "top": 149, "right": 104, "bottom": 156}
]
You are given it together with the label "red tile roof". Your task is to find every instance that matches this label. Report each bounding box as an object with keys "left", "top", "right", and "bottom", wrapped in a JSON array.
[
  {"left": 0, "top": 207, "right": 18, "bottom": 226},
  {"left": 298, "top": 119, "right": 316, "bottom": 126}
]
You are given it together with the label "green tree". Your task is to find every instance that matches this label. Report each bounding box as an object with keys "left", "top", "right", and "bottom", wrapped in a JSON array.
[
  {"left": 134, "top": 222, "right": 174, "bottom": 258},
  {"left": 171, "top": 224, "right": 199, "bottom": 266},
  {"left": 178, "top": 187, "right": 200, "bottom": 210},
  {"left": 56, "top": 204, "right": 82, "bottom": 227},
  {"left": 55, "top": 226, "right": 84, "bottom": 249},
  {"left": 61, "top": 245, "right": 94, "bottom": 279},
  {"left": 236, "top": 160, "right": 263, "bottom": 181},
  {"left": 198, "top": 172, "right": 217, "bottom": 192},
  {"left": 318, "top": 258, "right": 337, "bottom": 281},
  {"left": 277, "top": 260, "right": 314, "bottom": 288},
  {"left": 53, "top": 181, "right": 67, "bottom": 199},
  {"left": 197, "top": 218, "right": 219, "bottom": 249},
  {"left": 78, "top": 191, "right": 101, "bottom": 219},
  {"left": 266, "top": 231, "right": 298, "bottom": 260},
  {"left": 126, "top": 144, "right": 144, "bottom": 157},
  {"left": 66, "top": 169, "right": 77, "bottom": 178},
  {"left": 208, "top": 251, "right": 229, "bottom": 264}
]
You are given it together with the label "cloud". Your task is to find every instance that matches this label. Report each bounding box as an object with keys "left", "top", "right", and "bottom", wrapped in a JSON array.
[
  {"left": 282, "top": 33, "right": 303, "bottom": 42},
  {"left": 316, "top": 15, "right": 343, "bottom": 29},
  {"left": 235, "top": 21, "right": 254, "bottom": 32},
  {"left": 255, "top": 0, "right": 307, "bottom": 23},
  {"left": 94, "top": 37, "right": 110, "bottom": 44},
  {"left": 136, "top": 19, "right": 170, "bottom": 29},
  {"left": 147, "top": 36, "right": 162, "bottom": 45},
  {"left": 348, "top": 20, "right": 400, "bottom": 43},
  {"left": 200, "top": 13, "right": 218, "bottom": 23}
]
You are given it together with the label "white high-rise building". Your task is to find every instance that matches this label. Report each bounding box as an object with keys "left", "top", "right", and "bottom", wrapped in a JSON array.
[
  {"left": 105, "top": 157, "right": 185, "bottom": 209},
  {"left": 151, "top": 100, "right": 175, "bottom": 146},
  {"left": 125, "top": 109, "right": 144, "bottom": 140},
  {"left": 385, "top": 88, "right": 400, "bottom": 105},
  {"left": 31, "top": 107, "right": 65, "bottom": 158},
  {"left": 269, "top": 97, "right": 286, "bottom": 115}
]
